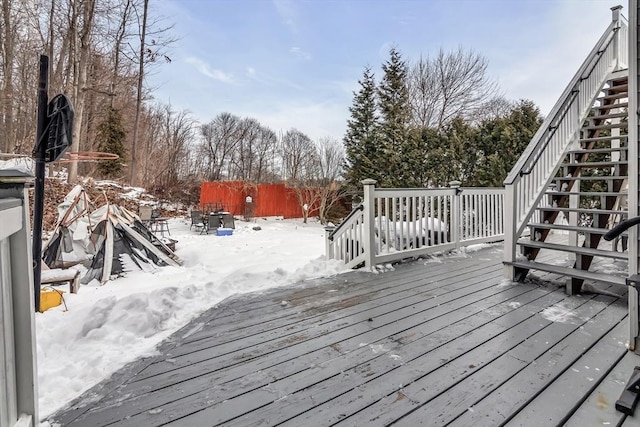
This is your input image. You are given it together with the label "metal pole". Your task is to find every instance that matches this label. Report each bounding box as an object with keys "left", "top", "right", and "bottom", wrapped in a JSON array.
[{"left": 32, "top": 54, "right": 49, "bottom": 312}]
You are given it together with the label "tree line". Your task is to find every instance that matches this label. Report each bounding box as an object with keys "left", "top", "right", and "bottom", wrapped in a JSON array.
[
  {"left": 0, "top": 0, "right": 177, "bottom": 187},
  {"left": 0, "top": 0, "right": 345, "bottom": 215},
  {"left": 1, "top": 1, "right": 544, "bottom": 219},
  {"left": 343, "top": 46, "right": 544, "bottom": 190}
]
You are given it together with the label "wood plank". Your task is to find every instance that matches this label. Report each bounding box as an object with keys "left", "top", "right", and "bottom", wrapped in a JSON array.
[
  {"left": 335, "top": 294, "right": 617, "bottom": 426},
  {"left": 161, "top": 288, "right": 562, "bottom": 427},
  {"left": 222, "top": 290, "right": 571, "bottom": 426},
  {"left": 123, "top": 264, "right": 506, "bottom": 386},
  {"left": 565, "top": 350, "right": 640, "bottom": 427},
  {"left": 506, "top": 318, "right": 628, "bottom": 426},
  {"left": 447, "top": 300, "right": 627, "bottom": 426},
  {"left": 182, "top": 256, "right": 498, "bottom": 343},
  {"left": 174, "top": 260, "right": 502, "bottom": 352}
]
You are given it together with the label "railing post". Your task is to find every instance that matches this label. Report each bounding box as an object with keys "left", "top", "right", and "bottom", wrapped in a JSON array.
[
  {"left": 627, "top": 0, "right": 639, "bottom": 350},
  {"left": 361, "top": 178, "right": 377, "bottom": 270},
  {"left": 324, "top": 225, "right": 335, "bottom": 260},
  {"left": 449, "top": 181, "right": 461, "bottom": 250},
  {"left": 612, "top": 5, "right": 623, "bottom": 67},
  {"left": 503, "top": 183, "right": 517, "bottom": 280}
]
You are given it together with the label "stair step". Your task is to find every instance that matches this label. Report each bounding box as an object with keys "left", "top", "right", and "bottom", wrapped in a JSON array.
[
  {"left": 593, "top": 102, "right": 628, "bottom": 110},
  {"left": 602, "top": 83, "right": 628, "bottom": 93},
  {"left": 528, "top": 222, "right": 627, "bottom": 235},
  {"left": 545, "top": 191, "right": 625, "bottom": 197},
  {"left": 564, "top": 161, "right": 628, "bottom": 168},
  {"left": 596, "top": 92, "right": 629, "bottom": 102},
  {"left": 538, "top": 206, "right": 625, "bottom": 216},
  {"left": 590, "top": 112, "right": 628, "bottom": 121},
  {"left": 607, "top": 74, "right": 628, "bottom": 84},
  {"left": 506, "top": 260, "right": 627, "bottom": 286},
  {"left": 517, "top": 240, "right": 627, "bottom": 260},
  {"left": 555, "top": 175, "right": 627, "bottom": 181},
  {"left": 568, "top": 146, "right": 627, "bottom": 154},
  {"left": 581, "top": 123, "right": 628, "bottom": 131},
  {"left": 580, "top": 135, "right": 628, "bottom": 143}
]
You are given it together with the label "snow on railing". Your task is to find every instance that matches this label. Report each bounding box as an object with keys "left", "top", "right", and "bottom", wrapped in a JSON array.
[
  {"left": 326, "top": 180, "right": 505, "bottom": 269},
  {"left": 503, "top": 7, "right": 627, "bottom": 275}
]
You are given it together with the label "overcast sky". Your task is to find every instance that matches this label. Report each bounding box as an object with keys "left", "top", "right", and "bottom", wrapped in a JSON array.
[{"left": 148, "top": 0, "right": 624, "bottom": 141}]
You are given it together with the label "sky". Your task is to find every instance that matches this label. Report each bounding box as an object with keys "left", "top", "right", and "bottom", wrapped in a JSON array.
[{"left": 147, "top": 0, "right": 624, "bottom": 142}]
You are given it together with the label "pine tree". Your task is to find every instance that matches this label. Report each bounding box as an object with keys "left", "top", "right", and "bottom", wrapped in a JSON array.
[
  {"left": 343, "top": 66, "right": 380, "bottom": 190},
  {"left": 473, "top": 100, "right": 542, "bottom": 186},
  {"left": 378, "top": 47, "right": 411, "bottom": 187},
  {"left": 96, "top": 107, "right": 127, "bottom": 178}
]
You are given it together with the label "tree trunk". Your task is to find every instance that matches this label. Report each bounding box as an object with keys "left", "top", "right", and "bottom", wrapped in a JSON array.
[
  {"left": 129, "top": 0, "right": 149, "bottom": 186},
  {"left": 1, "top": 0, "right": 15, "bottom": 153}
]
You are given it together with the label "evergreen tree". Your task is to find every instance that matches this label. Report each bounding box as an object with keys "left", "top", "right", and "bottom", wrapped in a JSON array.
[
  {"left": 473, "top": 100, "right": 542, "bottom": 186},
  {"left": 96, "top": 107, "right": 127, "bottom": 178},
  {"left": 378, "top": 47, "right": 411, "bottom": 187},
  {"left": 343, "top": 66, "right": 380, "bottom": 190}
]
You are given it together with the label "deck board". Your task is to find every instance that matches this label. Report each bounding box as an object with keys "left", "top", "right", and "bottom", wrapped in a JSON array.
[{"left": 49, "top": 245, "right": 640, "bottom": 427}]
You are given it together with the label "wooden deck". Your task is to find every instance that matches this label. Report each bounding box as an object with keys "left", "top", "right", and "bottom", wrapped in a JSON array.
[{"left": 49, "top": 245, "right": 640, "bottom": 426}]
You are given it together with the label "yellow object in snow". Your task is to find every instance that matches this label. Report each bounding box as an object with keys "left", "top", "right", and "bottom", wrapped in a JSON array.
[{"left": 39, "top": 288, "right": 65, "bottom": 313}]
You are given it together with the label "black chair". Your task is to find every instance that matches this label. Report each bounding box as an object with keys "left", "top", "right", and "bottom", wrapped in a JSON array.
[{"left": 190, "top": 210, "right": 205, "bottom": 233}]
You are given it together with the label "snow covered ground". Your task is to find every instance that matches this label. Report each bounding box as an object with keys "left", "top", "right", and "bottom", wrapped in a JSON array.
[{"left": 37, "top": 216, "right": 347, "bottom": 420}]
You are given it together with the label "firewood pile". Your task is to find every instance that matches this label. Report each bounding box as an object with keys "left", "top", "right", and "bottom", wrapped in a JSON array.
[{"left": 36, "top": 178, "right": 183, "bottom": 232}]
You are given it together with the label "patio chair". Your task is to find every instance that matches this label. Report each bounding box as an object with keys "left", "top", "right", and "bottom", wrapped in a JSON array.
[
  {"left": 190, "top": 210, "right": 206, "bottom": 233},
  {"left": 139, "top": 206, "right": 153, "bottom": 225}
]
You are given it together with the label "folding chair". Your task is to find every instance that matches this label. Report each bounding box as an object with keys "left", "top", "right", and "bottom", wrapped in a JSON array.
[
  {"left": 190, "top": 210, "right": 206, "bottom": 233},
  {"left": 139, "top": 206, "right": 153, "bottom": 225}
]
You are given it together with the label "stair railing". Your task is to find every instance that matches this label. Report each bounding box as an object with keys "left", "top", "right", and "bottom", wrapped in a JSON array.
[
  {"left": 325, "top": 203, "right": 366, "bottom": 269},
  {"left": 503, "top": 8, "right": 627, "bottom": 276}
]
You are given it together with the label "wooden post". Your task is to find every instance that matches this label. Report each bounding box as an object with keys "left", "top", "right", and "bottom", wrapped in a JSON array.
[
  {"left": 0, "top": 172, "right": 38, "bottom": 426},
  {"left": 449, "top": 181, "right": 461, "bottom": 250},
  {"left": 503, "top": 183, "right": 516, "bottom": 280},
  {"left": 628, "top": 0, "right": 639, "bottom": 351},
  {"left": 361, "top": 179, "right": 377, "bottom": 270},
  {"left": 324, "top": 225, "right": 335, "bottom": 260},
  {"left": 612, "top": 5, "right": 623, "bottom": 68}
]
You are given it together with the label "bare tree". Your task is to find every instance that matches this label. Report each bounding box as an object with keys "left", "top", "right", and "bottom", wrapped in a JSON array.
[
  {"left": 152, "top": 104, "right": 194, "bottom": 189},
  {"left": 200, "top": 112, "right": 249, "bottom": 180},
  {"left": 67, "top": 0, "right": 97, "bottom": 183},
  {"left": 128, "top": 0, "right": 147, "bottom": 186},
  {"left": 0, "top": 0, "right": 16, "bottom": 153},
  {"left": 279, "top": 129, "right": 320, "bottom": 223},
  {"left": 252, "top": 126, "right": 279, "bottom": 182},
  {"left": 316, "top": 137, "right": 347, "bottom": 224},
  {"left": 281, "top": 128, "right": 317, "bottom": 182},
  {"left": 408, "top": 47, "right": 499, "bottom": 130}
]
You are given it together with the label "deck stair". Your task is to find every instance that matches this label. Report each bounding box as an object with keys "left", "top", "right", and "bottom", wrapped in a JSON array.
[{"left": 508, "top": 76, "right": 630, "bottom": 294}]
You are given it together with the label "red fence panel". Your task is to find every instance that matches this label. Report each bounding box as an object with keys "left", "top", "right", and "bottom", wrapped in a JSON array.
[{"left": 199, "top": 181, "right": 319, "bottom": 219}]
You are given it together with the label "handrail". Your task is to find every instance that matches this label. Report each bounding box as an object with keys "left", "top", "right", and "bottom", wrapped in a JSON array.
[
  {"left": 328, "top": 204, "right": 364, "bottom": 241},
  {"left": 519, "top": 90, "right": 579, "bottom": 176},
  {"left": 505, "top": 19, "right": 620, "bottom": 185},
  {"left": 519, "top": 30, "right": 619, "bottom": 176}
]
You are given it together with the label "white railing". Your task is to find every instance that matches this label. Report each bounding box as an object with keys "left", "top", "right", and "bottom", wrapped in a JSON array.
[
  {"left": 325, "top": 204, "right": 366, "bottom": 269},
  {"left": 326, "top": 180, "right": 505, "bottom": 268},
  {"left": 503, "top": 7, "right": 627, "bottom": 275},
  {"left": 0, "top": 175, "right": 38, "bottom": 427}
]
